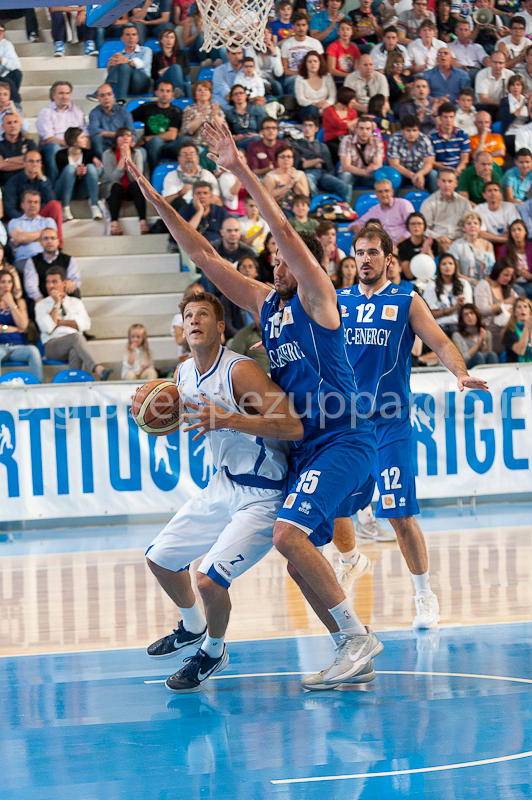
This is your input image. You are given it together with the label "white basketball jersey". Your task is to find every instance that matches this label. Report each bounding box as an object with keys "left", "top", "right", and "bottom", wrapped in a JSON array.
[{"left": 177, "top": 347, "right": 289, "bottom": 487}]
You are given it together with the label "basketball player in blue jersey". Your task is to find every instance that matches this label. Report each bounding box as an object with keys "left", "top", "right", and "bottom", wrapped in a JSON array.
[
  {"left": 126, "top": 121, "right": 384, "bottom": 690},
  {"left": 144, "top": 291, "right": 304, "bottom": 692}
]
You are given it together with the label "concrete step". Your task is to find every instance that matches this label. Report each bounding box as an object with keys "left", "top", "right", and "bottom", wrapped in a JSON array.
[
  {"left": 63, "top": 233, "right": 169, "bottom": 256},
  {"left": 84, "top": 291, "right": 181, "bottom": 338},
  {"left": 19, "top": 55, "right": 98, "bottom": 71},
  {"left": 62, "top": 215, "right": 158, "bottom": 236},
  {"left": 78, "top": 253, "right": 182, "bottom": 277},
  {"left": 16, "top": 41, "right": 87, "bottom": 57},
  {"left": 21, "top": 84, "right": 100, "bottom": 102},
  {"left": 85, "top": 335, "right": 179, "bottom": 369},
  {"left": 82, "top": 272, "right": 191, "bottom": 297},
  {"left": 19, "top": 67, "right": 105, "bottom": 86}
]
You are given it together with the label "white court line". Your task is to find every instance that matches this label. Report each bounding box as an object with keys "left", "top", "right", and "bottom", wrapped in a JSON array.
[{"left": 145, "top": 671, "right": 309, "bottom": 684}]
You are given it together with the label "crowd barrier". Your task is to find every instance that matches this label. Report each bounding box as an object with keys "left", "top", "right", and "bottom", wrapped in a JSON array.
[{"left": 0, "top": 364, "right": 531, "bottom": 523}]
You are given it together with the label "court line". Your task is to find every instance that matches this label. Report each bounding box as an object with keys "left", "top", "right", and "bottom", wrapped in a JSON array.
[{"left": 145, "top": 671, "right": 309, "bottom": 683}]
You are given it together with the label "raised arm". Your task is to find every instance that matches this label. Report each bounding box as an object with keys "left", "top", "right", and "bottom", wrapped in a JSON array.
[
  {"left": 204, "top": 120, "right": 340, "bottom": 330},
  {"left": 125, "top": 158, "right": 270, "bottom": 316}
]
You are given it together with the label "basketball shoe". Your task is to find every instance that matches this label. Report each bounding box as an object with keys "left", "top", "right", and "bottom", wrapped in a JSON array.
[
  {"left": 334, "top": 553, "right": 371, "bottom": 587},
  {"left": 147, "top": 620, "right": 207, "bottom": 659},
  {"left": 166, "top": 646, "right": 229, "bottom": 692},
  {"left": 310, "top": 627, "right": 383, "bottom": 689},
  {"left": 412, "top": 592, "right": 440, "bottom": 629},
  {"left": 301, "top": 660, "right": 376, "bottom": 691},
  {"left": 356, "top": 518, "right": 396, "bottom": 542}
]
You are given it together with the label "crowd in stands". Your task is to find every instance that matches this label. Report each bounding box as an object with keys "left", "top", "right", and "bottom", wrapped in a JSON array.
[{"left": 2, "top": 0, "right": 532, "bottom": 385}]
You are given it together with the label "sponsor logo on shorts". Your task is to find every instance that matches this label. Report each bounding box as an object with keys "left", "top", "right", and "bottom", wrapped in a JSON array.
[
  {"left": 217, "top": 563, "right": 231, "bottom": 577},
  {"left": 298, "top": 501, "right": 312, "bottom": 514},
  {"left": 382, "top": 494, "right": 396, "bottom": 508},
  {"left": 399, "top": 497, "right": 406, "bottom": 507},
  {"left": 341, "top": 305, "right": 349, "bottom": 318},
  {"left": 382, "top": 305, "right": 398, "bottom": 321},
  {"left": 283, "top": 493, "right": 297, "bottom": 509}
]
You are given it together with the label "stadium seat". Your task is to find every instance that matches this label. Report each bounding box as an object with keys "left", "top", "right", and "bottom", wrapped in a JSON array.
[
  {"left": 197, "top": 67, "right": 214, "bottom": 82},
  {"left": 52, "top": 370, "right": 95, "bottom": 384},
  {"left": 97, "top": 40, "right": 123, "bottom": 69},
  {"left": 151, "top": 162, "right": 178, "bottom": 193},
  {"left": 309, "top": 193, "right": 343, "bottom": 212},
  {"left": 492, "top": 121, "right": 502, "bottom": 134},
  {"left": 172, "top": 98, "right": 194, "bottom": 109},
  {"left": 126, "top": 98, "right": 148, "bottom": 112},
  {"left": 316, "top": 128, "right": 325, "bottom": 143},
  {"left": 403, "top": 191, "right": 430, "bottom": 211},
  {"left": 336, "top": 230, "right": 354, "bottom": 254},
  {"left": 144, "top": 38, "right": 161, "bottom": 52},
  {"left": 0, "top": 371, "right": 39, "bottom": 385},
  {"left": 374, "top": 166, "right": 402, "bottom": 190},
  {"left": 354, "top": 192, "right": 378, "bottom": 218},
  {"left": 36, "top": 338, "right": 67, "bottom": 367}
]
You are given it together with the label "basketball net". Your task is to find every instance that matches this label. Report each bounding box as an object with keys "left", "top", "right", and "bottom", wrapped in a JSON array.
[{"left": 197, "top": 0, "right": 275, "bottom": 53}]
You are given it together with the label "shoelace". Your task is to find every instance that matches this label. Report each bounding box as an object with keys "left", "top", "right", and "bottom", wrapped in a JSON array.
[{"left": 180, "top": 650, "right": 207, "bottom": 680}]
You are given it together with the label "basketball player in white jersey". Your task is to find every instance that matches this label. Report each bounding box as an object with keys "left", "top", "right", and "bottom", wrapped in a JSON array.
[{"left": 146, "top": 291, "right": 303, "bottom": 692}]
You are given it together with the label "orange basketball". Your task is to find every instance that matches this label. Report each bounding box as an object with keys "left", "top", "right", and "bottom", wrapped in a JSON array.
[{"left": 131, "top": 380, "right": 185, "bottom": 436}]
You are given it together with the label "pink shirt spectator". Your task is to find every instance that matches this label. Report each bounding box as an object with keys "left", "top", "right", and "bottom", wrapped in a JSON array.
[
  {"left": 356, "top": 197, "right": 415, "bottom": 243},
  {"left": 36, "top": 101, "right": 88, "bottom": 147}
]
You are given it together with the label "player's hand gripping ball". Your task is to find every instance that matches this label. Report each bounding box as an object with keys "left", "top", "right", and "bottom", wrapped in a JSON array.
[{"left": 131, "top": 380, "right": 186, "bottom": 436}]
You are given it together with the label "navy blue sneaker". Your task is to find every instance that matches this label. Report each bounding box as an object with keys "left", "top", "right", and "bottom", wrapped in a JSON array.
[
  {"left": 165, "top": 646, "right": 229, "bottom": 693},
  {"left": 147, "top": 620, "right": 206, "bottom": 660}
]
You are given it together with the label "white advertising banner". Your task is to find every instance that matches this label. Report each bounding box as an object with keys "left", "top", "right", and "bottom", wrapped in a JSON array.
[{"left": 0, "top": 366, "right": 531, "bottom": 522}]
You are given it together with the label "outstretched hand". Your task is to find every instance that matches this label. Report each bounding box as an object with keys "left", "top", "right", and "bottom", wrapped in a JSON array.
[
  {"left": 204, "top": 119, "right": 244, "bottom": 173},
  {"left": 458, "top": 375, "right": 490, "bottom": 393},
  {"left": 125, "top": 157, "right": 163, "bottom": 207}
]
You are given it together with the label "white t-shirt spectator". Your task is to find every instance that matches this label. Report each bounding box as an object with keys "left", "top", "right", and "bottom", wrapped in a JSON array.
[
  {"left": 475, "top": 67, "right": 515, "bottom": 102},
  {"left": 280, "top": 36, "right": 324, "bottom": 72},
  {"left": 239, "top": 214, "right": 270, "bottom": 252},
  {"left": 233, "top": 71, "right": 266, "bottom": 99},
  {"left": 475, "top": 201, "right": 520, "bottom": 237},
  {"left": 35, "top": 295, "right": 91, "bottom": 345},
  {"left": 162, "top": 168, "right": 220, "bottom": 204},
  {"left": 423, "top": 276, "right": 473, "bottom": 327},
  {"left": 407, "top": 38, "right": 446, "bottom": 71}
]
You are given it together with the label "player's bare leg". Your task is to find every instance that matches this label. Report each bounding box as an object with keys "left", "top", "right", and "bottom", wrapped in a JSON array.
[
  {"left": 389, "top": 516, "right": 440, "bottom": 629},
  {"left": 196, "top": 572, "right": 231, "bottom": 643}
]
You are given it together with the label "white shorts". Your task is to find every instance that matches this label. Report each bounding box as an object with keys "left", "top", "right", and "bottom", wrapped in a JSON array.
[{"left": 145, "top": 469, "right": 283, "bottom": 588}]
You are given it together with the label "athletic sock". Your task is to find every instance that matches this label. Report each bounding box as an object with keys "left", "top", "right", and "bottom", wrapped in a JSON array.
[
  {"left": 357, "top": 505, "right": 374, "bottom": 526},
  {"left": 179, "top": 601, "right": 206, "bottom": 634},
  {"left": 411, "top": 571, "right": 432, "bottom": 596},
  {"left": 330, "top": 630, "right": 343, "bottom": 646},
  {"left": 202, "top": 634, "right": 225, "bottom": 658},
  {"left": 328, "top": 598, "right": 366, "bottom": 636},
  {"left": 339, "top": 545, "right": 361, "bottom": 566}
]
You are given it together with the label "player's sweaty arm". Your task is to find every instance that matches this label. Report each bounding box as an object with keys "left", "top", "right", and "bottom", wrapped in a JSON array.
[
  {"left": 184, "top": 360, "right": 304, "bottom": 441},
  {"left": 409, "top": 294, "right": 489, "bottom": 393},
  {"left": 125, "top": 158, "right": 269, "bottom": 315},
  {"left": 204, "top": 120, "right": 340, "bottom": 330}
]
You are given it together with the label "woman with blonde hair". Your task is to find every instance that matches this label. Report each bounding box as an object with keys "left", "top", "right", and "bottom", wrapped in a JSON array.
[
  {"left": 448, "top": 211, "right": 495, "bottom": 284},
  {"left": 122, "top": 324, "right": 158, "bottom": 380},
  {"left": 501, "top": 296, "right": 532, "bottom": 362}
]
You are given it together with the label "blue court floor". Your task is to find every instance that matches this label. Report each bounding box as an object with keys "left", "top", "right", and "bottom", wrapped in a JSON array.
[{"left": 1, "top": 623, "right": 532, "bottom": 800}]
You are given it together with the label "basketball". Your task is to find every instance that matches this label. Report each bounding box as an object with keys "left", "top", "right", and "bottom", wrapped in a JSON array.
[{"left": 131, "top": 380, "right": 185, "bottom": 436}]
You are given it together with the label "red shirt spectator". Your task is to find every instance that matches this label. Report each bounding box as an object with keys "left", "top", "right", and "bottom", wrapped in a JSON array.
[{"left": 322, "top": 104, "right": 357, "bottom": 141}]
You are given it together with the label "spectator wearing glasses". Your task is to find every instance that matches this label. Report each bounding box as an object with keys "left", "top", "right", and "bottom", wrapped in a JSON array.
[
  {"left": 344, "top": 53, "right": 389, "bottom": 114},
  {"left": 397, "top": 0, "right": 436, "bottom": 45},
  {"left": 0, "top": 24, "right": 22, "bottom": 105},
  {"left": 475, "top": 51, "right": 515, "bottom": 119},
  {"left": 225, "top": 84, "right": 266, "bottom": 149},
  {"left": 424, "top": 48, "right": 471, "bottom": 103},
  {"left": 264, "top": 144, "right": 310, "bottom": 212},
  {"left": 0, "top": 111, "right": 37, "bottom": 187},
  {"left": 497, "top": 16, "right": 529, "bottom": 70},
  {"left": 338, "top": 115, "right": 385, "bottom": 192},
  {"left": 246, "top": 117, "right": 281, "bottom": 178},
  {"left": 3, "top": 151, "right": 63, "bottom": 245}
]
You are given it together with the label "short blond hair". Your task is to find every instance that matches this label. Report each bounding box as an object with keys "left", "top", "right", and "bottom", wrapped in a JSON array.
[{"left": 460, "top": 211, "right": 482, "bottom": 227}]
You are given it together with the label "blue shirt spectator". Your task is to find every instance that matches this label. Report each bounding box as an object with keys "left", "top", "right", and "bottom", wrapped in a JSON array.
[
  {"left": 177, "top": 185, "right": 228, "bottom": 243},
  {"left": 88, "top": 88, "right": 136, "bottom": 159},
  {"left": 430, "top": 123, "right": 471, "bottom": 169},
  {"left": 212, "top": 51, "right": 244, "bottom": 111},
  {"left": 309, "top": 8, "right": 341, "bottom": 48},
  {"left": 3, "top": 168, "right": 56, "bottom": 220},
  {"left": 502, "top": 164, "right": 532, "bottom": 202},
  {"left": 424, "top": 64, "right": 470, "bottom": 103},
  {"left": 8, "top": 210, "right": 57, "bottom": 265}
]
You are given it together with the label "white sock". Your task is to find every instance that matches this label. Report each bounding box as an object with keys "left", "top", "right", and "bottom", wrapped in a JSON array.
[
  {"left": 412, "top": 571, "right": 431, "bottom": 596},
  {"left": 202, "top": 634, "right": 225, "bottom": 658},
  {"left": 357, "top": 505, "right": 374, "bottom": 526},
  {"left": 339, "top": 545, "right": 361, "bottom": 566},
  {"left": 328, "top": 598, "right": 366, "bottom": 636},
  {"left": 330, "top": 630, "right": 343, "bottom": 646},
  {"left": 179, "top": 600, "right": 206, "bottom": 634}
]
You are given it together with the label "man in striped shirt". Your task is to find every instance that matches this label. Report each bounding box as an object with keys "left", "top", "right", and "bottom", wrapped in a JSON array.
[{"left": 430, "top": 102, "right": 471, "bottom": 175}]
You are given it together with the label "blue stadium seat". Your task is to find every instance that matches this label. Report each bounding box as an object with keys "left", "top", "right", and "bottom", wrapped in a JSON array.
[
  {"left": 354, "top": 192, "right": 378, "bottom": 218},
  {"left": 0, "top": 371, "right": 39, "bottom": 385},
  {"left": 133, "top": 121, "right": 144, "bottom": 130},
  {"left": 172, "top": 98, "right": 194, "bottom": 109},
  {"left": 126, "top": 98, "right": 148, "bottom": 112},
  {"left": 403, "top": 190, "right": 430, "bottom": 211},
  {"left": 151, "top": 162, "right": 178, "bottom": 193},
  {"left": 97, "top": 40, "right": 123, "bottom": 69},
  {"left": 36, "top": 338, "right": 67, "bottom": 366},
  {"left": 336, "top": 230, "right": 354, "bottom": 254},
  {"left": 197, "top": 67, "right": 214, "bottom": 82},
  {"left": 374, "top": 166, "right": 402, "bottom": 190},
  {"left": 316, "top": 128, "right": 325, "bottom": 143},
  {"left": 309, "top": 193, "right": 343, "bottom": 212},
  {"left": 144, "top": 38, "right": 161, "bottom": 52},
  {"left": 52, "top": 370, "right": 95, "bottom": 384},
  {"left": 492, "top": 121, "right": 502, "bottom": 134}
]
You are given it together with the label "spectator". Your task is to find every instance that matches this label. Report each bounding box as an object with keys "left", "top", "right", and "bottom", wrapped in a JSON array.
[
  {"left": 179, "top": 81, "right": 225, "bottom": 150},
  {"left": 270, "top": 0, "right": 294, "bottom": 44},
  {"left": 178, "top": 181, "right": 228, "bottom": 243},
  {"left": 244, "top": 25, "right": 284, "bottom": 97},
  {"left": 436, "top": 0, "right": 457, "bottom": 43},
  {"left": 104, "top": 24, "right": 152, "bottom": 104},
  {"left": 321, "top": 86, "right": 358, "bottom": 162},
  {"left": 35, "top": 266, "right": 111, "bottom": 379},
  {"left": 132, "top": 81, "right": 182, "bottom": 170},
  {"left": 327, "top": 18, "right": 361, "bottom": 80},
  {"left": 292, "top": 115, "right": 348, "bottom": 200},
  {"left": 0, "top": 242, "right": 22, "bottom": 302},
  {"left": 370, "top": 26, "right": 409, "bottom": 73},
  {"left": 455, "top": 87, "right": 478, "bottom": 136},
  {"left": 502, "top": 296, "right": 532, "bottom": 361},
  {"left": 476, "top": 180, "right": 520, "bottom": 245},
  {"left": 475, "top": 51, "right": 514, "bottom": 118},
  {"left": 449, "top": 18, "right": 489, "bottom": 82},
  {"left": 423, "top": 252, "right": 473, "bottom": 335},
  {"left": 87, "top": 83, "right": 136, "bottom": 159},
  {"left": 0, "top": 80, "right": 27, "bottom": 135},
  {"left": 517, "top": 0, "right": 532, "bottom": 34},
  {"left": 151, "top": 28, "right": 189, "bottom": 97},
  {"left": 55, "top": 126, "right": 103, "bottom": 221},
  {"left": 332, "top": 255, "right": 357, "bottom": 289},
  {"left": 397, "top": 0, "right": 436, "bottom": 45},
  {"left": 218, "top": 148, "right": 248, "bottom": 214},
  {"left": 425, "top": 47, "right": 471, "bottom": 102},
  {"left": 387, "top": 114, "right": 438, "bottom": 193},
  {"left": 0, "top": 23, "right": 22, "bottom": 104},
  {"left": 231, "top": 311, "right": 271, "bottom": 373},
  {"left": 288, "top": 193, "right": 320, "bottom": 234},
  {"left": 183, "top": 7, "right": 224, "bottom": 68},
  {"left": 379, "top": 0, "right": 399, "bottom": 29},
  {"left": 407, "top": 19, "right": 446, "bottom": 74},
  {"left": 387, "top": 253, "right": 415, "bottom": 292},
  {"left": 235, "top": 57, "right": 267, "bottom": 105},
  {"left": 219, "top": 257, "right": 260, "bottom": 339},
  {"left": 514, "top": 44, "right": 532, "bottom": 94},
  {"left": 94, "top": 12, "right": 130, "bottom": 53},
  {"left": 397, "top": 211, "right": 434, "bottom": 278},
  {"left": 470, "top": 109, "right": 506, "bottom": 166},
  {"left": 499, "top": 73, "right": 531, "bottom": 153},
  {"left": 430, "top": 101, "right": 471, "bottom": 174},
  {"left": 448, "top": 210, "right": 495, "bottom": 281},
  {"left": 101, "top": 127, "right": 149, "bottom": 236},
  {"left": 0, "top": 9, "right": 38, "bottom": 45},
  {"left": 339, "top": 115, "right": 384, "bottom": 192},
  {"left": 122, "top": 323, "right": 158, "bottom": 380},
  {"left": 384, "top": 52, "right": 409, "bottom": 113},
  {"left": 0, "top": 111, "right": 37, "bottom": 187},
  {"left": 50, "top": 5, "right": 97, "bottom": 58},
  {"left": 7, "top": 190, "right": 58, "bottom": 272},
  {"left": 351, "top": 178, "right": 415, "bottom": 242},
  {"left": 458, "top": 150, "right": 503, "bottom": 204},
  {"left": 452, "top": 303, "right": 499, "bottom": 366},
  {"left": 420, "top": 169, "right": 472, "bottom": 250},
  {"left": 499, "top": 218, "right": 532, "bottom": 295},
  {"left": 3, "top": 151, "right": 62, "bottom": 241},
  {"left": 36, "top": 80, "right": 88, "bottom": 184},
  {"left": 239, "top": 195, "right": 270, "bottom": 251},
  {"left": 256, "top": 231, "right": 276, "bottom": 283},
  {"left": 344, "top": 53, "right": 389, "bottom": 113},
  {"left": 264, "top": 143, "right": 310, "bottom": 212},
  {"left": 281, "top": 13, "right": 324, "bottom": 94},
  {"left": 246, "top": 116, "right": 281, "bottom": 178},
  {"left": 349, "top": 0, "right": 384, "bottom": 51},
  {"left": 366, "top": 93, "right": 394, "bottom": 141},
  {"left": 497, "top": 15, "right": 529, "bottom": 70},
  {"left": 295, "top": 51, "right": 336, "bottom": 120},
  {"left": 162, "top": 141, "right": 220, "bottom": 209},
  {"left": 310, "top": 0, "right": 346, "bottom": 48},
  {"left": 400, "top": 76, "right": 440, "bottom": 135},
  {"left": 212, "top": 48, "right": 243, "bottom": 112},
  {"left": 131, "top": 0, "right": 173, "bottom": 45},
  {"left": 316, "top": 221, "right": 346, "bottom": 275},
  {"left": 473, "top": 258, "right": 518, "bottom": 350},
  {"left": 24, "top": 227, "right": 80, "bottom": 305},
  {"left": 225, "top": 84, "right": 266, "bottom": 149},
  {"left": 0, "top": 268, "right": 42, "bottom": 381}
]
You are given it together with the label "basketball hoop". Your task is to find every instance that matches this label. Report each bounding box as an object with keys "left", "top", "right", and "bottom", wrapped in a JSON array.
[{"left": 197, "top": 0, "right": 275, "bottom": 53}]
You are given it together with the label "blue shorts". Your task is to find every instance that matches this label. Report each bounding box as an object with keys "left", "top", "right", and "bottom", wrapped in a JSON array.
[
  {"left": 277, "top": 420, "right": 377, "bottom": 547},
  {"left": 335, "top": 472, "right": 376, "bottom": 519}
]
